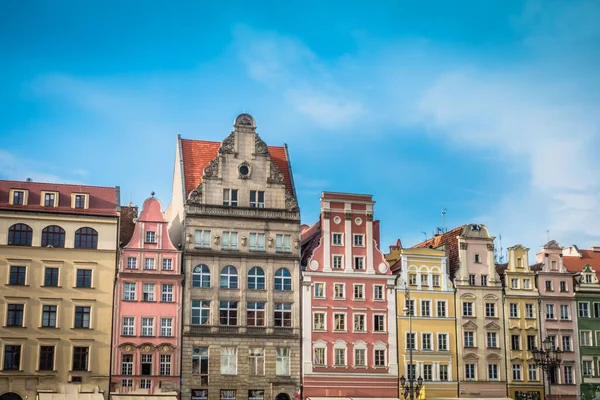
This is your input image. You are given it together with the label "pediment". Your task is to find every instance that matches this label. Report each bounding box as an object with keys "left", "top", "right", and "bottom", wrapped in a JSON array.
[
  {"left": 486, "top": 353, "right": 502, "bottom": 361},
  {"left": 119, "top": 342, "right": 138, "bottom": 351},
  {"left": 483, "top": 294, "right": 499, "bottom": 301},
  {"left": 463, "top": 352, "right": 479, "bottom": 361},
  {"left": 461, "top": 293, "right": 476, "bottom": 300},
  {"left": 313, "top": 339, "right": 327, "bottom": 346},
  {"left": 139, "top": 343, "right": 157, "bottom": 352},
  {"left": 485, "top": 321, "right": 501, "bottom": 330},
  {"left": 543, "top": 240, "right": 562, "bottom": 250},
  {"left": 509, "top": 324, "right": 522, "bottom": 331},
  {"left": 463, "top": 320, "right": 478, "bottom": 329},
  {"left": 526, "top": 325, "right": 538, "bottom": 331}
]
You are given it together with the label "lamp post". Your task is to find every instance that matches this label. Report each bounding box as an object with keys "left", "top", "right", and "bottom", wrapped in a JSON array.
[
  {"left": 532, "top": 337, "right": 563, "bottom": 400},
  {"left": 400, "top": 282, "right": 423, "bottom": 400}
]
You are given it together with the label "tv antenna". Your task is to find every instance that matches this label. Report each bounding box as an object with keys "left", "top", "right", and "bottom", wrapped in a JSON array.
[{"left": 436, "top": 208, "right": 448, "bottom": 235}]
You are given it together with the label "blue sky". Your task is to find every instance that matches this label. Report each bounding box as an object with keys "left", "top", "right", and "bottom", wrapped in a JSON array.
[{"left": 1, "top": 0, "right": 599, "bottom": 261}]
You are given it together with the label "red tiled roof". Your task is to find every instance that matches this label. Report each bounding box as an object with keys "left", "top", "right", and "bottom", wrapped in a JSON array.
[
  {"left": 300, "top": 220, "right": 322, "bottom": 267},
  {"left": 180, "top": 139, "right": 294, "bottom": 197},
  {"left": 0, "top": 180, "right": 118, "bottom": 216},
  {"left": 412, "top": 225, "right": 466, "bottom": 280},
  {"left": 563, "top": 250, "right": 600, "bottom": 280}
]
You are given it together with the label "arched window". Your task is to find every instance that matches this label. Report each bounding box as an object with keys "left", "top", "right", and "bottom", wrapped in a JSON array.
[
  {"left": 8, "top": 223, "right": 33, "bottom": 246},
  {"left": 220, "top": 266, "right": 238, "bottom": 289},
  {"left": 248, "top": 267, "right": 265, "bottom": 290},
  {"left": 274, "top": 268, "right": 292, "bottom": 291},
  {"left": 74, "top": 227, "right": 98, "bottom": 249},
  {"left": 192, "top": 265, "right": 211, "bottom": 288},
  {"left": 41, "top": 225, "right": 65, "bottom": 248}
]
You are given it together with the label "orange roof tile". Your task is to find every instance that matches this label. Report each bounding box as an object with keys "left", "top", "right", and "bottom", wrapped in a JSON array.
[
  {"left": 180, "top": 138, "right": 294, "bottom": 197},
  {"left": 563, "top": 250, "right": 600, "bottom": 280},
  {"left": 412, "top": 225, "right": 466, "bottom": 280}
]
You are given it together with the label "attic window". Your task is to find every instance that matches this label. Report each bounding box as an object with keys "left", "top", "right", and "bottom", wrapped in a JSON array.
[
  {"left": 474, "top": 254, "right": 481, "bottom": 263},
  {"left": 42, "top": 191, "right": 58, "bottom": 207},
  {"left": 10, "top": 190, "right": 27, "bottom": 205},
  {"left": 585, "top": 274, "right": 593, "bottom": 283},
  {"left": 517, "top": 258, "right": 522, "bottom": 268},
  {"left": 72, "top": 193, "right": 89, "bottom": 209},
  {"left": 551, "top": 261, "right": 558, "bottom": 270}
]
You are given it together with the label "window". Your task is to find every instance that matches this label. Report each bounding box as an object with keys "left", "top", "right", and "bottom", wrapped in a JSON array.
[
  {"left": 39, "top": 346, "right": 54, "bottom": 371},
  {"left": 334, "top": 283, "right": 345, "bottom": 299},
  {"left": 220, "top": 266, "right": 238, "bottom": 289},
  {"left": 332, "top": 233, "right": 343, "bottom": 245},
  {"left": 145, "top": 231, "right": 156, "bottom": 243},
  {"left": 596, "top": 303, "right": 600, "bottom": 318},
  {"left": 12, "top": 191, "right": 24, "bottom": 205},
  {"left": 42, "top": 305, "right": 57, "bottom": 327},
  {"left": 122, "top": 317, "right": 134, "bottom": 336},
  {"left": 511, "top": 335, "right": 521, "bottom": 350},
  {"left": 249, "top": 191, "right": 264, "bottom": 208},
  {"left": 274, "top": 303, "right": 292, "bottom": 327},
  {"left": 248, "top": 390, "right": 264, "bottom": 400},
  {"left": 274, "top": 268, "right": 292, "bottom": 291},
  {"left": 3, "top": 345, "right": 21, "bottom": 370},
  {"left": 581, "top": 331, "right": 592, "bottom": 346},
  {"left": 223, "top": 189, "right": 238, "bottom": 206},
  {"left": 160, "top": 354, "right": 171, "bottom": 376},
  {"left": 121, "top": 354, "right": 133, "bottom": 375},
  {"left": 161, "top": 318, "right": 173, "bottom": 336},
  {"left": 9, "top": 266, "right": 26, "bottom": 285},
  {"left": 334, "top": 348, "right": 346, "bottom": 366},
  {"left": 192, "top": 265, "right": 211, "bottom": 288},
  {"left": 545, "top": 280, "right": 553, "bottom": 291},
  {"left": 353, "top": 234, "right": 364, "bottom": 247},
  {"left": 374, "top": 315, "right": 386, "bottom": 332},
  {"left": 423, "top": 364, "right": 433, "bottom": 380},
  {"left": 314, "top": 313, "right": 325, "bottom": 330},
  {"left": 374, "top": 285, "right": 384, "bottom": 300},
  {"left": 143, "top": 283, "right": 155, "bottom": 302},
  {"left": 276, "top": 348, "right": 290, "bottom": 375},
  {"left": 406, "top": 333, "right": 416, "bottom": 349},
  {"left": 275, "top": 234, "right": 291, "bottom": 252},
  {"left": 140, "top": 379, "right": 151, "bottom": 389},
  {"left": 332, "top": 255, "right": 343, "bottom": 269},
  {"left": 525, "top": 303, "right": 535, "bottom": 318},
  {"left": 354, "top": 348, "right": 366, "bottom": 366},
  {"left": 126, "top": 257, "right": 137, "bottom": 269},
  {"left": 422, "top": 333, "right": 432, "bottom": 350},
  {"left": 74, "top": 306, "right": 90, "bottom": 328},
  {"left": 220, "top": 347, "right": 237, "bottom": 374},
  {"left": 141, "top": 354, "right": 153, "bottom": 375},
  {"left": 438, "top": 333, "right": 448, "bottom": 351},
  {"left": 74, "top": 195, "right": 86, "bottom": 209},
  {"left": 527, "top": 335, "right": 536, "bottom": 351},
  {"left": 586, "top": 274, "right": 594, "bottom": 283},
  {"left": 314, "top": 282, "right": 324, "bottom": 298},
  {"left": 354, "top": 284, "right": 365, "bottom": 299},
  {"left": 510, "top": 303, "right": 519, "bottom": 318},
  {"left": 353, "top": 257, "right": 365, "bottom": 270},
  {"left": 421, "top": 273, "right": 428, "bottom": 287},
  {"left": 142, "top": 317, "right": 154, "bottom": 336},
  {"left": 162, "top": 258, "right": 172, "bottom": 271},
  {"left": 548, "top": 335, "right": 557, "bottom": 349},
  {"left": 464, "top": 331, "right": 474, "bottom": 347},
  {"left": 564, "top": 366, "right": 573, "bottom": 384},
  {"left": 405, "top": 299, "right": 415, "bottom": 316},
  {"left": 334, "top": 313, "right": 346, "bottom": 331},
  {"left": 72, "top": 347, "right": 89, "bottom": 371},
  {"left": 192, "top": 300, "right": 211, "bottom": 325},
  {"left": 511, "top": 279, "right": 519, "bottom": 289},
  {"left": 192, "top": 347, "right": 209, "bottom": 383},
  {"left": 42, "top": 267, "right": 59, "bottom": 287},
  {"left": 194, "top": 230, "right": 211, "bottom": 248},
  {"left": 144, "top": 258, "right": 155, "bottom": 270},
  {"left": 221, "top": 391, "right": 236, "bottom": 400},
  {"left": 74, "top": 227, "right": 98, "bottom": 249},
  {"left": 560, "top": 281, "right": 568, "bottom": 292},
  {"left": 409, "top": 273, "right": 417, "bottom": 285},
  {"left": 432, "top": 274, "right": 440, "bottom": 287},
  {"left": 474, "top": 254, "right": 481, "bottom": 263},
  {"left": 220, "top": 301, "right": 238, "bottom": 326},
  {"left": 249, "top": 233, "right": 265, "bottom": 251},
  {"left": 465, "top": 364, "right": 475, "bottom": 380},
  {"left": 523, "top": 279, "right": 531, "bottom": 289},
  {"left": 249, "top": 348, "right": 264, "bottom": 375},
  {"left": 513, "top": 364, "right": 522, "bottom": 380},
  {"left": 222, "top": 232, "right": 239, "bottom": 250},
  {"left": 353, "top": 314, "right": 365, "bottom": 332},
  {"left": 374, "top": 349, "right": 385, "bottom": 367},
  {"left": 546, "top": 304, "right": 555, "bottom": 319},
  {"left": 481, "top": 275, "right": 488, "bottom": 286},
  {"left": 528, "top": 364, "right": 538, "bottom": 381},
  {"left": 421, "top": 300, "right": 431, "bottom": 317},
  {"left": 314, "top": 348, "right": 325, "bottom": 365},
  {"left": 42, "top": 226, "right": 65, "bottom": 247},
  {"left": 8, "top": 223, "right": 33, "bottom": 246},
  {"left": 437, "top": 301, "right": 447, "bottom": 317},
  {"left": 469, "top": 274, "right": 476, "bottom": 285},
  {"left": 123, "top": 282, "right": 136, "bottom": 301},
  {"left": 487, "top": 332, "right": 497, "bottom": 348},
  {"left": 439, "top": 365, "right": 449, "bottom": 381},
  {"left": 161, "top": 284, "right": 173, "bottom": 302},
  {"left": 76, "top": 269, "right": 92, "bottom": 288},
  {"left": 7, "top": 304, "right": 24, "bottom": 326},
  {"left": 463, "top": 302, "right": 473, "bottom": 317},
  {"left": 583, "top": 360, "right": 594, "bottom": 376},
  {"left": 560, "top": 304, "right": 570, "bottom": 320},
  {"left": 486, "top": 303, "right": 496, "bottom": 317},
  {"left": 247, "top": 302, "right": 265, "bottom": 327},
  {"left": 562, "top": 335, "right": 571, "bottom": 351},
  {"left": 579, "top": 302, "right": 590, "bottom": 318}
]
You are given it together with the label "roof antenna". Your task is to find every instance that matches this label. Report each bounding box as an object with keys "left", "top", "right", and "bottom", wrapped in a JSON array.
[
  {"left": 436, "top": 208, "right": 447, "bottom": 235},
  {"left": 421, "top": 231, "right": 427, "bottom": 241},
  {"left": 151, "top": 191, "right": 155, "bottom": 198},
  {"left": 546, "top": 230, "right": 550, "bottom": 242}
]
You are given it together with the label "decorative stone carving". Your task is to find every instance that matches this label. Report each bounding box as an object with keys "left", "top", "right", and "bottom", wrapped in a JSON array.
[
  {"left": 285, "top": 191, "right": 299, "bottom": 211},
  {"left": 236, "top": 113, "right": 254, "bottom": 126},
  {"left": 323, "top": 211, "right": 331, "bottom": 219},
  {"left": 219, "top": 132, "right": 235, "bottom": 154},
  {"left": 241, "top": 236, "right": 247, "bottom": 247},
  {"left": 345, "top": 212, "right": 352, "bottom": 219},
  {"left": 460, "top": 242, "right": 468, "bottom": 250},
  {"left": 237, "top": 161, "right": 252, "bottom": 180},
  {"left": 268, "top": 161, "right": 285, "bottom": 184},
  {"left": 378, "top": 263, "right": 388, "bottom": 273},
  {"left": 203, "top": 157, "right": 219, "bottom": 178},
  {"left": 187, "top": 183, "right": 203, "bottom": 204},
  {"left": 333, "top": 216, "right": 341, "bottom": 224},
  {"left": 268, "top": 236, "right": 274, "bottom": 248},
  {"left": 161, "top": 345, "right": 171, "bottom": 353},
  {"left": 254, "top": 134, "right": 269, "bottom": 156},
  {"left": 366, "top": 214, "right": 374, "bottom": 221},
  {"left": 355, "top": 217, "right": 363, "bottom": 226},
  {"left": 309, "top": 260, "right": 319, "bottom": 271},
  {"left": 487, "top": 244, "right": 494, "bottom": 251}
]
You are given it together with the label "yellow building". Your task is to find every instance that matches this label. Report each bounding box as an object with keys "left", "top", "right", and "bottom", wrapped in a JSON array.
[
  {"left": 503, "top": 245, "right": 544, "bottom": 400},
  {"left": 0, "top": 180, "right": 119, "bottom": 400},
  {"left": 391, "top": 247, "right": 458, "bottom": 399}
]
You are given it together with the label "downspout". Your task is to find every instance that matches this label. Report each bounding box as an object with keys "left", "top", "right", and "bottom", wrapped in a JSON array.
[
  {"left": 109, "top": 188, "right": 122, "bottom": 398},
  {"left": 535, "top": 271, "right": 546, "bottom": 399},
  {"left": 501, "top": 284, "right": 509, "bottom": 398},
  {"left": 452, "top": 278, "right": 460, "bottom": 398}
]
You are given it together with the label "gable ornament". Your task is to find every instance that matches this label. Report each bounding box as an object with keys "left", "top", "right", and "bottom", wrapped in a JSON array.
[
  {"left": 285, "top": 191, "right": 299, "bottom": 211},
  {"left": 219, "top": 132, "right": 235, "bottom": 154},
  {"left": 254, "top": 134, "right": 270, "bottom": 156},
  {"left": 268, "top": 161, "right": 285, "bottom": 184},
  {"left": 187, "top": 183, "right": 203, "bottom": 205},
  {"left": 203, "top": 157, "right": 219, "bottom": 179}
]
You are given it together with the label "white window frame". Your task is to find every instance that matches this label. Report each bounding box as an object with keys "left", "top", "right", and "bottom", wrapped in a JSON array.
[
  {"left": 332, "top": 254, "right": 343, "bottom": 269},
  {"left": 222, "top": 231, "right": 239, "bottom": 250},
  {"left": 313, "top": 312, "right": 326, "bottom": 331},
  {"left": 313, "top": 282, "right": 325, "bottom": 298},
  {"left": 353, "top": 234, "right": 364, "bottom": 247},
  {"left": 141, "top": 317, "right": 154, "bottom": 336},
  {"left": 373, "top": 284, "right": 385, "bottom": 300},
  {"left": 374, "top": 314, "right": 386, "bottom": 333},
  {"left": 353, "top": 284, "right": 365, "bottom": 300},
  {"left": 332, "top": 233, "right": 343, "bottom": 246},
  {"left": 353, "top": 256, "right": 365, "bottom": 270},
  {"left": 334, "top": 283, "right": 345, "bottom": 299},
  {"left": 249, "top": 233, "right": 265, "bottom": 251},
  {"left": 334, "top": 313, "right": 346, "bottom": 331},
  {"left": 142, "top": 283, "right": 155, "bottom": 302},
  {"left": 145, "top": 231, "right": 156, "bottom": 243},
  {"left": 160, "top": 318, "right": 173, "bottom": 337},
  {"left": 353, "top": 313, "right": 366, "bottom": 332},
  {"left": 194, "top": 230, "right": 211, "bottom": 249}
]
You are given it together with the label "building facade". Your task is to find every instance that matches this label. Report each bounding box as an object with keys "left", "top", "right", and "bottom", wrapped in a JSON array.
[
  {"left": 0, "top": 180, "right": 119, "bottom": 400},
  {"left": 535, "top": 241, "right": 579, "bottom": 400},
  {"left": 300, "top": 192, "right": 398, "bottom": 399},
  {"left": 394, "top": 247, "right": 458, "bottom": 399},
  {"left": 110, "top": 196, "right": 182, "bottom": 396},
  {"left": 502, "top": 245, "right": 544, "bottom": 400},
  {"left": 168, "top": 114, "right": 301, "bottom": 400}
]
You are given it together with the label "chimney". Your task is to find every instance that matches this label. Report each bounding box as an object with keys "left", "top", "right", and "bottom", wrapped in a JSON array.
[{"left": 593, "top": 246, "right": 600, "bottom": 253}]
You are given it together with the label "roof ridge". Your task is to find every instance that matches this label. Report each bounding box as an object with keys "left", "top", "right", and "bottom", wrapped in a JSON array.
[{"left": 0, "top": 180, "right": 116, "bottom": 189}]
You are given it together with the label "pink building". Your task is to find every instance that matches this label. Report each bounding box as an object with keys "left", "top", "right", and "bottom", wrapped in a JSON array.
[
  {"left": 111, "top": 197, "right": 183, "bottom": 397},
  {"left": 300, "top": 192, "right": 398, "bottom": 400}
]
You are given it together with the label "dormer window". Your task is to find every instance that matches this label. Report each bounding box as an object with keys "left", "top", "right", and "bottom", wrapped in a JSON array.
[
  {"left": 517, "top": 258, "right": 522, "bottom": 268},
  {"left": 585, "top": 274, "right": 593, "bottom": 283},
  {"left": 551, "top": 260, "right": 558, "bottom": 270},
  {"left": 42, "top": 191, "right": 58, "bottom": 207},
  {"left": 145, "top": 231, "right": 156, "bottom": 243},
  {"left": 72, "top": 193, "right": 88, "bottom": 209},
  {"left": 10, "top": 190, "right": 27, "bottom": 205},
  {"left": 474, "top": 254, "right": 481, "bottom": 263},
  {"left": 223, "top": 189, "right": 238, "bottom": 207}
]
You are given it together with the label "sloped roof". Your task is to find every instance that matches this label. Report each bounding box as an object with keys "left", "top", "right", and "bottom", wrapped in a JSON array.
[
  {"left": 563, "top": 250, "right": 600, "bottom": 280},
  {"left": 412, "top": 225, "right": 465, "bottom": 279},
  {"left": 180, "top": 138, "right": 294, "bottom": 197},
  {"left": 0, "top": 180, "right": 118, "bottom": 216},
  {"left": 300, "top": 220, "right": 322, "bottom": 268},
  {"left": 119, "top": 205, "right": 139, "bottom": 246}
]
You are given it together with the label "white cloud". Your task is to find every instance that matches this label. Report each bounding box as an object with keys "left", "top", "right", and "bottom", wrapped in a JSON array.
[{"left": 0, "top": 149, "right": 85, "bottom": 184}]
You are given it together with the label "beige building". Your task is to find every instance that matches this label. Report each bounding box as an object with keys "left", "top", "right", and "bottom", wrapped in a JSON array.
[
  {"left": 167, "top": 114, "right": 301, "bottom": 400},
  {"left": 0, "top": 180, "right": 119, "bottom": 400}
]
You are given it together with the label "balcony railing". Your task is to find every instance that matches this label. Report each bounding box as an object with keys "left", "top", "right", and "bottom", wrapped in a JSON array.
[
  {"left": 186, "top": 204, "right": 300, "bottom": 221},
  {"left": 187, "top": 325, "right": 299, "bottom": 337}
]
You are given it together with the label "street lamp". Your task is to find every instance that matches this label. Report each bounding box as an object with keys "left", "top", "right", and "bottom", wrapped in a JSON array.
[
  {"left": 532, "top": 337, "right": 563, "bottom": 400},
  {"left": 400, "top": 375, "right": 424, "bottom": 400},
  {"left": 400, "top": 281, "right": 423, "bottom": 400}
]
